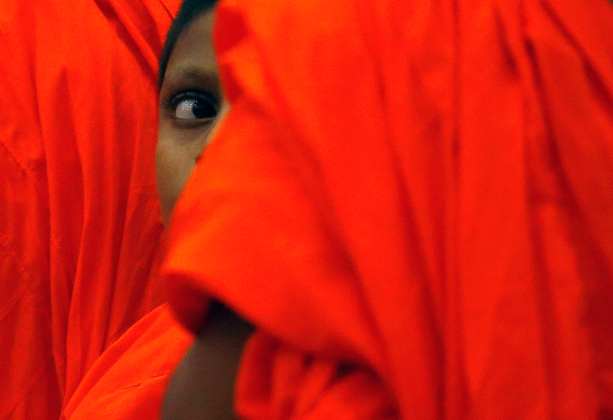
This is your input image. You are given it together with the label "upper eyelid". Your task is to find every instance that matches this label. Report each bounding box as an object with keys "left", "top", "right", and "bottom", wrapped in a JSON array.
[
  {"left": 164, "top": 66, "right": 220, "bottom": 92},
  {"left": 160, "top": 68, "right": 221, "bottom": 106}
]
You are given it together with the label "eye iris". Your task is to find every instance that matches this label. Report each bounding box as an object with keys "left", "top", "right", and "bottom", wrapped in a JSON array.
[{"left": 191, "top": 99, "right": 212, "bottom": 119}]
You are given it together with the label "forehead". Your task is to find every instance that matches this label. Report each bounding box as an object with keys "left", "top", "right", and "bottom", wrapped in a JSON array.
[{"left": 164, "top": 11, "right": 217, "bottom": 83}]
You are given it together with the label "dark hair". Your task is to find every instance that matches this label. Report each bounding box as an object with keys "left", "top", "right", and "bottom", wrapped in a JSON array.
[{"left": 158, "top": 0, "right": 217, "bottom": 87}]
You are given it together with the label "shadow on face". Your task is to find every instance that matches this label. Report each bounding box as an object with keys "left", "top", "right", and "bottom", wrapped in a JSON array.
[{"left": 157, "top": 9, "right": 225, "bottom": 224}]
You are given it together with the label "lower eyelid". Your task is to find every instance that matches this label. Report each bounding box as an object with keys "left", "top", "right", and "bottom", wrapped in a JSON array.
[{"left": 171, "top": 117, "right": 217, "bottom": 129}]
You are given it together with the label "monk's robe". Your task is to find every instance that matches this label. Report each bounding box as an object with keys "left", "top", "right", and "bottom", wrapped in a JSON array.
[
  {"left": 0, "top": 0, "right": 179, "bottom": 417},
  {"left": 62, "top": 305, "right": 191, "bottom": 419},
  {"left": 161, "top": 0, "right": 613, "bottom": 418}
]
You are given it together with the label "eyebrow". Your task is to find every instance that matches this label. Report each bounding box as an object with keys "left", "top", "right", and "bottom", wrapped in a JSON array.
[{"left": 162, "top": 64, "right": 221, "bottom": 97}]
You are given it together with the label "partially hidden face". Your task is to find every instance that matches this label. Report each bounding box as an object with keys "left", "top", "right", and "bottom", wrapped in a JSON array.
[{"left": 157, "top": 10, "right": 226, "bottom": 223}]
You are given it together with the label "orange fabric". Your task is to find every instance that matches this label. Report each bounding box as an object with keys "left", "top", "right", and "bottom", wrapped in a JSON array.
[
  {"left": 62, "top": 305, "right": 191, "bottom": 420},
  {"left": 162, "top": 0, "right": 613, "bottom": 419},
  {"left": 0, "top": 0, "right": 179, "bottom": 418}
]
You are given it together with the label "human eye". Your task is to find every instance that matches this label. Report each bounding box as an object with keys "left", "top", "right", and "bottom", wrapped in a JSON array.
[{"left": 167, "top": 91, "right": 219, "bottom": 122}]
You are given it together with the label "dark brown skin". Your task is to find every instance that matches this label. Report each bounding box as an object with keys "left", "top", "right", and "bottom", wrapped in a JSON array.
[
  {"left": 161, "top": 304, "right": 252, "bottom": 420},
  {"left": 157, "top": 10, "right": 252, "bottom": 420},
  {"left": 157, "top": 10, "right": 221, "bottom": 223}
]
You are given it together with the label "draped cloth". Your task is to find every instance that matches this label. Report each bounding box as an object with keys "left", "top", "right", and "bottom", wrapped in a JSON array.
[
  {"left": 0, "top": 0, "right": 179, "bottom": 417},
  {"left": 62, "top": 305, "right": 191, "bottom": 419},
  {"left": 162, "top": 0, "right": 613, "bottom": 418}
]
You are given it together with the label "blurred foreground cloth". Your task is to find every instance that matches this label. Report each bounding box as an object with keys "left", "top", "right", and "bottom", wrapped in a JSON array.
[{"left": 161, "top": 0, "right": 613, "bottom": 418}]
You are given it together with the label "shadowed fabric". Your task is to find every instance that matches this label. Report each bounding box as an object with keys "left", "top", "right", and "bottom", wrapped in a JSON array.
[
  {"left": 162, "top": 0, "right": 613, "bottom": 418},
  {"left": 0, "top": 0, "right": 180, "bottom": 418}
]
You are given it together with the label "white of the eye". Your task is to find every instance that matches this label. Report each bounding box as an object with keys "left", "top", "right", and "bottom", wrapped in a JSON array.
[{"left": 175, "top": 98, "right": 198, "bottom": 120}]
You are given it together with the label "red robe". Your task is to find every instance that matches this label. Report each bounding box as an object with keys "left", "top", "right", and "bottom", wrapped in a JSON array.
[
  {"left": 62, "top": 305, "right": 191, "bottom": 419},
  {"left": 0, "top": 0, "right": 179, "bottom": 417},
  {"left": 161, "top": 0, "right": 613, "bottom": 418}
]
